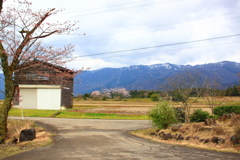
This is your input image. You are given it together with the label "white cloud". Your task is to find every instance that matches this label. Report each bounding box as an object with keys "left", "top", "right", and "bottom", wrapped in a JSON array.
[
  {"left": 67, "top": 57, "right": 127, "bottom": 71},
  {"left": 4, "top": 0, "right": 240, "bottom": 70}
]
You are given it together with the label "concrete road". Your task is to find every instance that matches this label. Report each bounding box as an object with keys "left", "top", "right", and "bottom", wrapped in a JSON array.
[{"left": 5, "top": 117, "right": 240, "bottom": 160}]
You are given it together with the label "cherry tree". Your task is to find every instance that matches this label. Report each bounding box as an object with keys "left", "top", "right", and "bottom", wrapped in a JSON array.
[
  {"left": 90, "top": 91, "right": 102, "bottom": 100},
  {"left": 103, "top": 88, "right": 130, "bottom": 100},
  {"left": 91, "top": 91, "right": 101, "bottom": 97},
  {"left": 101, "top": 91, "right": 111, "bottom": 99},
  {"left": 0, "top": 0, "right": 80, "bottom": 143},
  {"left": 90, "top": 90, "right": 110, "bottom": 100}
]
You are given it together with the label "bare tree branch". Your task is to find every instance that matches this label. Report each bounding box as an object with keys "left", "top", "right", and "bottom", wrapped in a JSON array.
[
  {"left": 165, "top": 70, "right": 203, "bottom": 123},
  {"left": 31, "top": 30, "right": 58, "bottom": 39},
  {"left": 10, "top": 8, "right": 56, "bottom": 71}
]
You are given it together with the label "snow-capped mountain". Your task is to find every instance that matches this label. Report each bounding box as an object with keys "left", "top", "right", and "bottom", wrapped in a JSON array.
[{"left": 74, "top": 61, "right": 240, "bottom": 95}]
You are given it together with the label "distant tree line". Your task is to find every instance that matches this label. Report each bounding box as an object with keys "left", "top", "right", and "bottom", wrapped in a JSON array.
[
  {"left": 225, "top": 85, "right": 240, "bottom": 96},
  {"left": 129, "top": 90, "right": 166, "bottom": 98},
  {"left": 76, "top": 85, "right": 240, "bottom": 101},
  {"left": 168, "top": 86, "right": 240, "bottom": 101}
]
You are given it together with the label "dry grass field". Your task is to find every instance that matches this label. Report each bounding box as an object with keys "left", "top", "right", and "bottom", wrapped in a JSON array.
[{"left": 72, "top": 96, "right": 240, "bottom": 115}]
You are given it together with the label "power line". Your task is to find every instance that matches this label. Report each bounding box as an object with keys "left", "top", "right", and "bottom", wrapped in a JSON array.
[
  {"left": 77, "top": 15, "right": 240, "bottom": 44},
  {"left": 50, "top": 11, "right": 240, "bottom": 44},
  {"left": 73, "top": 33, "right": 240, "bottom": 58},
  {"left": 93, "top": 41, "right": 240, "bottom": 59},
  {"left": 65, "top": 11, "right": 240, "bottom": 38},
  {"left": 57, "top": 0, "right": 152, "bottom": 15},
  {"left": 54, "top": 0, "right": 184, "bottom": 19}
]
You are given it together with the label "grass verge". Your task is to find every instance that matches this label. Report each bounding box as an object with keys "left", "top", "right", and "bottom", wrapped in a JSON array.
[
  {"left": 56, "top": 111, "right": 148, "bottom": 120},
  {"left": 9, "top": 109, "right": 148, "bottom": 120},
  {"left": 9, "top": 109, "right": 60, "bottom": 117}
]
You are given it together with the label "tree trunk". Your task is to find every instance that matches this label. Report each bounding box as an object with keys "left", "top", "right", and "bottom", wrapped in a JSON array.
[
  {"left": 0, "top": 0, "right": 3, "bottom": 13},
  {"left": 183, "top": 104, "right": 190, "bottom": 123},
  {"left": 0, "top": 70, "right": 15, "bottom": 144},
  {"left": 184, "top": 111, "right": 190, "bottom": 123}
]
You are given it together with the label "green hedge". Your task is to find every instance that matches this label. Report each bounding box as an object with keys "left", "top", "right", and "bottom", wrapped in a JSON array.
[
  {"left": 207, "top": 115, "right": 219, "bottom": 119},
  {"left": 213, "top": 105, "right": 240, "bottom": 116},
  {"left": 190, "top": 109, "right": 210, "bottom": 122}
]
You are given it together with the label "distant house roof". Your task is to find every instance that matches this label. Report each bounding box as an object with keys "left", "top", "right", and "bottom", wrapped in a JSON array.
[{"left": 15, "top": 59, "right": 74, "bottom": 74}]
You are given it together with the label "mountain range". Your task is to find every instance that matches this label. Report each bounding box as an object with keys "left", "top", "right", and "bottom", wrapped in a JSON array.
[
  {"left": 0, "top": 61, "right": 239, "bottom": 99},
  {"left": 74, "top": 61, "right": 240, "bottom": 95}
]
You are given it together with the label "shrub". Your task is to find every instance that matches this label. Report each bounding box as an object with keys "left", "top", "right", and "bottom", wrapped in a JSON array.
[
  {"left": 148, "top": 102, "right": 178, "bottom": 129},
  {"left": 150, "top": 93, "right": 160, "bottom": 101},
  {"left": 83, "top": 93, "right": 91, "bottom": 100},
  {"left": 102, "top": 97, "right": 107, "bottom": 101},
  {"left": 190, "top": 109, "right": 210, "bottom": 122},
  {"left": 213, "top": 105, "right": 240, "bottom": 116},
  {"left": 207, "top": 115, "right": 219, "bottom": 119}
]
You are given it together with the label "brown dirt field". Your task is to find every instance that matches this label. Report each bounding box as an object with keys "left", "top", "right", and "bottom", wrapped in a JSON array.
[
  {"left": 72, "top": 105, "right": 213, "bottom": 115},
  {"left": 72, "top": 96, "right": 240, "bottom": 115},
  {"left": 71, "top": 106, "right": 151, "bottom": 115}
]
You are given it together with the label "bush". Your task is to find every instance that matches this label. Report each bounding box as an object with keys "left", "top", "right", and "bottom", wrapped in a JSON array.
[
  {"left": 213, "top": 105, "right": 240, "bottom": 116},
  {"left": 207, "top": 115, "right": 219, "bottom": 119},
  {"left": 190, "top": 109, "right": 210, "bottom": 122},
  {"left": 83, "top": 93, "right": 91, "bottom": 100},
  {"left": 150, "top": 93, "right": 160, "bottom": 101},
  {"left": 148, "top": 102, "right": 178, "bottom": 129}
]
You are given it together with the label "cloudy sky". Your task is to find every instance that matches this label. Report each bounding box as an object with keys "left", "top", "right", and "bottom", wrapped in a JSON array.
[{"left": 6, "top": 0, "right": 240, "bottom": 70}]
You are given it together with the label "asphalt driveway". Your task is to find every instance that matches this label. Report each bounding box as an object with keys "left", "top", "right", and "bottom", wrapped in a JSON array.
[{"left": 5, "top": 117, "right": 240, "bottom": 160}]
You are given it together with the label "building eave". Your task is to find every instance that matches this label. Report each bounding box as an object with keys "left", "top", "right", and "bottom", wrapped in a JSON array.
[{"left": 18, "top": 84, "right": 61, "bottom": 89}]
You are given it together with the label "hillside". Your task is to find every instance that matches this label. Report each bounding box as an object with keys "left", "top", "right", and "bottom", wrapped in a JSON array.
[{"left": 74, "top": 61, "right": 240, "bottom": 95}]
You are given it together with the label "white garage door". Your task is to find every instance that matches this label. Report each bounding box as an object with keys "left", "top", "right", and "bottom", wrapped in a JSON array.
[
  {"left": 19, "top": 85, "right": 61, "bottom": 110},
  {"left": 20, "top": 89, "right": 37, "bottom": 109},
  {"left": 37, "top": 89, "right": 61, "bottom": 110}
]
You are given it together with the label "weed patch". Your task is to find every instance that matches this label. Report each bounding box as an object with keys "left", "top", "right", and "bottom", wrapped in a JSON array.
[
  {"left": 1, "top": 120, "right": 52, "bottom": 159},
  {"left": 132, "top": 117, "right": 240, "bottom": 153},
  {"left": 9, "top": 109, "right": 59, "bottom": 117}
]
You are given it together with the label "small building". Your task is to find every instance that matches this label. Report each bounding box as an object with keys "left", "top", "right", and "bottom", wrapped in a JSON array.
[{"left": 14, "top": 60, "right": 74, "bottom": 110}]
